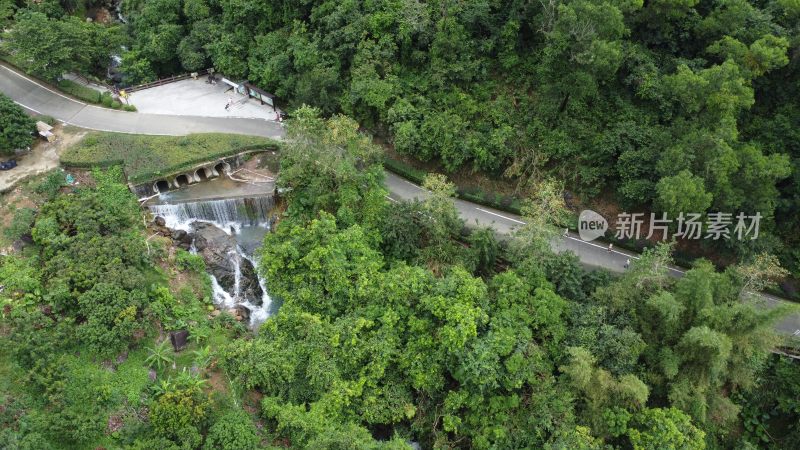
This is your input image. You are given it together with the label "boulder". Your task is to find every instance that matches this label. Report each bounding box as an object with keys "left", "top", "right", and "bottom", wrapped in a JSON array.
[
  {"left": 232, "top": 305, "right": 251, "bottom": 322},
  {"left": 191, "top": 222, "right": 263, "bottom": 305},
  {"left": 154, "top": 216, "right": 166, "bottom": 227}
]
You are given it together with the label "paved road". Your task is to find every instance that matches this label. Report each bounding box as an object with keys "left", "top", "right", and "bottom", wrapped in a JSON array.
[
  {"left": 2, "top": 64, "right": 798, "bottom": 338},
  {"left": 0, "top": 65, "right": 284, "bottom": 138}
]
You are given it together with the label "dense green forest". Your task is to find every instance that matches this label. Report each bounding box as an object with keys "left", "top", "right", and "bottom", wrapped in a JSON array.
[
  {"left": 3, "top": 0, "right": 800, "bottom": 280},
  {"left": 2, "top": 108, "right": 797, "bottom": 449},
  {"left": 110, "top": 0, "right": 800, "bottom": 280}
]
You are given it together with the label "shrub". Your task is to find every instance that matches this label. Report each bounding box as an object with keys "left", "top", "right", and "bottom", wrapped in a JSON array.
[
  {"left": 203, "top": 410, "right": 260, "bottom": 450},
  {"left": 111, "top": 100, "right": 122, "bottom": 109},
  {"left": 3, "top": 207, "right": 36, "bottom": 241},
  {"left": 33, "top": 170, "right": 65, "bottom": 199},
  {"left": 101, "top": 93, "right": 114, "bottom": 107},
  {"left": 123, "top": 104, "right": 138, "bottom": 112},
  {"left": 150, "top": 388, "right": 210, "bottom": 447},
  {"left": 36, "top": 115, "right": 57, "bottom": 126},
  {"left": 176, "top": 249, "right": 205, "bottom": 273},
  {"left": 56, "top": 80, "right": 102, "bottom": 103},
  {"left": 0, "top": 93, "right": 36, "bottom": 156}
]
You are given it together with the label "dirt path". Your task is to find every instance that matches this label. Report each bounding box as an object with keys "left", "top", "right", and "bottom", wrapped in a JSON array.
[{"left": 0, "top": 125, "right": 86, "bottom": 193}]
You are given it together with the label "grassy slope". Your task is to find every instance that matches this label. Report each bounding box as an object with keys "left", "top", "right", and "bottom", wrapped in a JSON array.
[{"left": 61, "top": 132, "right": 281, "bottom": 183}]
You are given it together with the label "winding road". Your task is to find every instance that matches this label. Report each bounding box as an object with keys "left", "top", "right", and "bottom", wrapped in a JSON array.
[{"left": 1, "top": 64, "right": 798, "bottom": 338}]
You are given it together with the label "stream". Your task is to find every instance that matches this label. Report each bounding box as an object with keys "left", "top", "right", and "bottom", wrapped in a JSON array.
[{"left": 144, "top": 176, "right": 279, "bottom": 327}]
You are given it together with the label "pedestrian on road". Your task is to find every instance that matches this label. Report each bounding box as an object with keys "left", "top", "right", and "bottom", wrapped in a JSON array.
[
  {"left": 225, "top": 97, "right": 233, "bottom": 111},
  {"left": 608, "top": 243, "right": 613, "bottom": 253},
  {"left": 563, "top": 228, "right": 569, "bottom": 237},
  {"left": 624, "top": 258, "right": 630, "bottom": 269}
]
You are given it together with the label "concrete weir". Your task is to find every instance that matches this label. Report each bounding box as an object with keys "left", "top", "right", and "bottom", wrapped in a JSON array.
[{"left": 130, "top": 153, "right": 248, "bottom": 198}]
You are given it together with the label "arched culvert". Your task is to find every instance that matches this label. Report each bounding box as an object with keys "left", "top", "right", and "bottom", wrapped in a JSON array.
[
  {"left": 196, "top": 167, "right": 209, "bottom": 181},
  {"left": 175, "top": 174, "right": 190, "bottom": 187},
  {"left": 214, "top": 162, "right": 228, "bottom": 176},
  {"left": 155, "top": 180, "right": 170, "bottom": 193}
]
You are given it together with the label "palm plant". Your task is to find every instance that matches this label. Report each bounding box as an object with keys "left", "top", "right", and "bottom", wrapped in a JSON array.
[
  {"left": 192, "top": 345, "right": 214, "bottom": 369},
  {"left": 189, "top": 327, "right": 210, "bottom": 344},
  {"left": 175, "top": 368, "right": 208, "bottom": 392},
  {"left": 151, "top": 377, "right": 174, "bottom": 396},
  {"left": 145, "top": 339, "right": 174, "bottom": 371}
]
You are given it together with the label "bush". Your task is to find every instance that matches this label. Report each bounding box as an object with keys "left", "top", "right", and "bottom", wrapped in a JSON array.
[
  {"left": 33, "top": 170, "right": 65, "bottom": 199},
  {"left": 111, "top": 100, "right": 122, "bottom": 109},
  {"left": 383, "top": 157, "right": 426, "bottom": 184},
  {"left": 123, "top": 104, "right": 138, "bottom": 112},
  {"left": 0, "top": 93, "right": 36, "bottom": 156},
  {"left": 3, "top": 207, "right": 36, "bottom": 241},
  {"left": 56, "top": 79, "right": 102, "bottom": 103},
  {"left": 36, "top": 115, "right": 57, "bottom": 126},
  {"left": 176, "top": 249, "right": 205, "bottom": 272},
  {"left": 203, "top": 410, "right": 260, "bottom": 450},
  {"left": 101, "top": 92, "right": 113, "bottom": 107}
]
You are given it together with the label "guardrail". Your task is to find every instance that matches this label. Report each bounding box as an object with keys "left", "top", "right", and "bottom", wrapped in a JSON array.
[{"left": 125, "top": 69, "right": 210, "bottom": 93}]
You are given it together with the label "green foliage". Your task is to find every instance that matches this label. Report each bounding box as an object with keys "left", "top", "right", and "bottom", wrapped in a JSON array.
[
  {"left": 655, "top": 170, "right": 714, "bottom": 218},
  {"left": 3, "top": 11, "right": 123, "bottom": 80},
  {"left": 202, "top": 409, "right": 259, "bottom": 450},
  {"left": 149, "top": 387, "right": 210, "bottom": 447},
  {"left": 61, "top": 132, "right": 278, "bottom": 183},
  {"left": 233, "top": 209, "right": 574, "bottom": 449},
  {"left": 33, "top": 170, "right": 66, "bottom": 199},
  {"left": 278, "top": 106, "right": 386, "bottom": 229},
  {"left": 3, "top": 207, "right": 36, "bottom": 241},
  {"left": 104, "top": 0, "right": 800, "bottom": 273},
  {"left": 176, "top": 249, "right": 206, "bottom": 273},
  {"left": 0, "top": 92, "right": 35, "bottom": 155},
  {"left": 56, "top": 79, "right": 102, "bottom": 103},
  {"left": 145, "top": 339, "right": 175, "bottom": 371},
  {"left": 627, "top": 407, "right": 706, "bottom": 450}
]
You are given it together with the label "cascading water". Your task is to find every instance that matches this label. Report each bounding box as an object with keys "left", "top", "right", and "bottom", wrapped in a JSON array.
[
  {"left": 149, "top": 196, "right": 275, "bottom": 233},
  {"left": 146, "top": 188, "right": 277, "bottom": 328}
]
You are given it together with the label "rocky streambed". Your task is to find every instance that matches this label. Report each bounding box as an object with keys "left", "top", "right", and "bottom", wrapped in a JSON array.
[{"left": 152, "top": 216, "right": 272, "bottom": 325}]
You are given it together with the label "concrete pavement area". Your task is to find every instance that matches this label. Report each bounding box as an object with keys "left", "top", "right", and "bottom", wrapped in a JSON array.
[{"left": 128, "top": 78, "right": 280, "bottom": 121}]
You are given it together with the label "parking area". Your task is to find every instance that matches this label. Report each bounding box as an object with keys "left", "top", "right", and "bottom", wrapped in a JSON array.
[{"left": 127, "top": 78, "right": 280, "bottom": 121}]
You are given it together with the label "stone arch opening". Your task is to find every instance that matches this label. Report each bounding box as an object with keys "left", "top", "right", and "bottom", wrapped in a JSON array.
[
  {"left": 214, "top": 163, "right": 228, "bottom": 176},
  {"left": 175, "top": 174, "right": 190, "bottom": 187},
  {"left": 155, "top": 180, "right": 170, "bottom": 193},
  {"left": 196, "top": 167, "right": 209, "bottom": 181}
]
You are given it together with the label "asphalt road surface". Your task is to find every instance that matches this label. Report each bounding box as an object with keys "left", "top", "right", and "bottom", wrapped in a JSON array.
[{"left": 2, "top": 64, "right": 798, "bottom": 338}]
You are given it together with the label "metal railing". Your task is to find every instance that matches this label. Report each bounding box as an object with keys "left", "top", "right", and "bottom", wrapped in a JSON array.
[{"left": 125, "top": 69, "right": 210, "bottom": 93}]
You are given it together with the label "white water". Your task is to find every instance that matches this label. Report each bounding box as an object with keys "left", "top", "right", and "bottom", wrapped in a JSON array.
[
  {"left": 148, "top": 195, "right": 276, "bottom": 328},
  {"left": 148, "top": 196, "right": 275, "bottom": 234}
]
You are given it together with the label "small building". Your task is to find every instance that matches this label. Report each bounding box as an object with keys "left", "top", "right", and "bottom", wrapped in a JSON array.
[
  {"left": 219, "top": 77, "right": 277, "bottom": 110},
  {"left": 36, "top": 121, "right": 56, "bottom": 142}
]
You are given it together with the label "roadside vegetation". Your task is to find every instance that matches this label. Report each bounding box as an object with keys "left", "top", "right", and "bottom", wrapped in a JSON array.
[
  {"left": 0, "top": 92, "right": 35, "bottom": 156},
  {"left": 61, "top": 132, "right": 279, "bottom": 183}
]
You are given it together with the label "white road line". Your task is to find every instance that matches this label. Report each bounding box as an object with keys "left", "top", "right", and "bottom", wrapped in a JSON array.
[
  {"left": 385, "top": 195, "right": 398, "bottom": 203},
  {"left": 475, "top": 208, "right": 527, "bottom": 225},
  {"left": 1, "top": 66, "right": 88, "bottom": 105},
  {"left": 562, "top": 235, "right": 686, "bottom": 274},
  {"left": 13, "top": 101, "right": 44, "bottom": 115}
]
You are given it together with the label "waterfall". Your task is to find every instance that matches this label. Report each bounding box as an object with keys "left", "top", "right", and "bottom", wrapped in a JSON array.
[
  {"left": 148, "top": 193, "right": 276, "bottom": 329},
  {"left": 149, "top": 196, "right": 275, "bottom": 233},
  {"left": 206, "top": 249, "right": 273, "bottom": 328}
]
